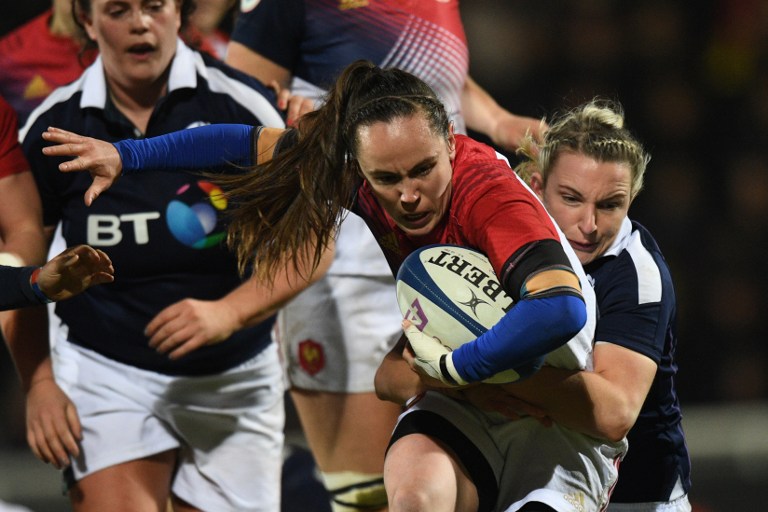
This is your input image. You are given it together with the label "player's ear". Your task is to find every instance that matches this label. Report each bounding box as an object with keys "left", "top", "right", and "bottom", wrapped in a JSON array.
[
  {"left": 73, "top": 1, "right": 96, "bottom": 41},
  {"left": 529, "top": 172, "right": 545, "bottom": 198},
  {"left": 447, "top": 122, "right": 456, "bottom": 160}
]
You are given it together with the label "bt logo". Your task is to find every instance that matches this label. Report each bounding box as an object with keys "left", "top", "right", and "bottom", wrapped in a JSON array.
[
  {"left": 86, "top": 180, "right": 227, "bottom": 248},
  {"left": 87, "top": 212, "right": 160, "bottom": 246}
]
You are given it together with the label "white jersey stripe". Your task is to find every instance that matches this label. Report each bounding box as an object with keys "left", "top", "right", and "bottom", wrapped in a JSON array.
[
  {"left": 381, "top": 15, "right": 468, "bottom": 133},
  {"left": 626, "top": 231, "right": 663, "bottom": 304}
]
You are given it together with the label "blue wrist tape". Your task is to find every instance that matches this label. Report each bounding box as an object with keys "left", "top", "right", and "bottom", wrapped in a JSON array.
[{"left": 29, "top": 268, "right": 54, "bottom": 304}]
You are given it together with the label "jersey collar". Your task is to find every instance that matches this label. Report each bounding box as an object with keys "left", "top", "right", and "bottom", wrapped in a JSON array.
[
  {"left": 601, "top": 216, "right": 633, "bottom": 258},
  {"left": 80, "top": 38, "right": 198, "bottom": 110}
]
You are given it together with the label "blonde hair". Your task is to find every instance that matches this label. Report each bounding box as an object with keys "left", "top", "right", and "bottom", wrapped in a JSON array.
[{"left": 516, "top": 98, "right": 650, "bottom": 200}]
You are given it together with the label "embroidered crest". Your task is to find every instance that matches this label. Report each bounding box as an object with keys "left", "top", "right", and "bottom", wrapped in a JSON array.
[{"left": 298, "top": 339, "right": 325, "bottom": 376}]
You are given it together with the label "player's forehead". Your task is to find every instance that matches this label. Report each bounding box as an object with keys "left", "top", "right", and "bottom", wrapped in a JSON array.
[
  {"left": 355, "top": 115, "right": 444, "bottom": 172},
  {"left": 548, "top": 153, "right": 632, "bottom": 197}
]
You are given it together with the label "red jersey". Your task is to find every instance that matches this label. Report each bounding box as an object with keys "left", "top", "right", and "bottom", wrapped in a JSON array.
[
  {"left": 354, "top": 135, "right": 559, "bottom": 277},
  {"left": 0, "top": 10, "right": 95, "bottom": 124},
  {"left": 0, "top": 96, "right": 28, "bottom": 179}
]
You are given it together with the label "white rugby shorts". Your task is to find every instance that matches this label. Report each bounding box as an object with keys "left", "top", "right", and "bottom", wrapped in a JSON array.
[
  {"left": 52, "top": 334, "right": 285, "bottom": 512},
  {"left": 390, "top": 392, "right": 627, "bottom": 512},
  {"left": 275, "top": 273, "right": 402, "bottom": 393}
]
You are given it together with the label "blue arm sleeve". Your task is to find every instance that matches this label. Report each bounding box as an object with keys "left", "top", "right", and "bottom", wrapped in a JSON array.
[
  {"left": 451, "top": 293, "right": 587, "bottom": 382},
  {"left": 115, "top": 124, "right": 255, "bottom": 173}
]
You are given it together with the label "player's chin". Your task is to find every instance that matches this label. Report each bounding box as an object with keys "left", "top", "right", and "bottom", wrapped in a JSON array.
[{"left": 575, "top": 248, "right": 599, "bottom": 266}]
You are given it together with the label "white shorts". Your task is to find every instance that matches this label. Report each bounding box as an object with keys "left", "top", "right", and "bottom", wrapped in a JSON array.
[
  {"left": 52, "top": 335, "right": 285, "bottom": 512},
  {"left": 275, "top": 273, "right": 402, "bottom": 393},
  {"left": 391, "top": 392, "right": 627, "bottom": 512}
]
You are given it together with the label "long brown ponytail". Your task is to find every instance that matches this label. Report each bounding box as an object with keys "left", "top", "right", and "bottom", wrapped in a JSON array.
[{"left": 218, "top": 60, "right": 451, "bottom": 281}]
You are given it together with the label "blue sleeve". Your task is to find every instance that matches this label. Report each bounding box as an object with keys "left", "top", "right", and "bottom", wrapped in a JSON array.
[
  {"left": 0, "top": 265, "right": 40, "bottom": 311},
  {"left": 115, "top": 124, "right": 255, "bottom": 173},
  {"left": 452, "top": 293, "right": 587, "bottom": 382}
]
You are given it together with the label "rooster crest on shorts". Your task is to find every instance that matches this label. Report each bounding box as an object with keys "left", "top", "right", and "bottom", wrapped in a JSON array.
[{"left": 298, "top": 338, "right": 325, "bottom": 376}]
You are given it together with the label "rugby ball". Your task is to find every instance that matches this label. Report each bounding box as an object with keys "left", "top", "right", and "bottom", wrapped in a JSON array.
[{"left": 396, "top": 244, "right": 534, "bottom": 384}]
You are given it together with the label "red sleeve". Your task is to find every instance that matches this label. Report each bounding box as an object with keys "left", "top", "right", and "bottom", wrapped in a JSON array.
[
  {"left": 470, "top": 177, "right": 558, "bottom": 272},
  {"left": 0, "top": 97, "right": 29, "bottom": 179},
  {"left": 450, "top": 137, "right": 559, "bottom": 273}
]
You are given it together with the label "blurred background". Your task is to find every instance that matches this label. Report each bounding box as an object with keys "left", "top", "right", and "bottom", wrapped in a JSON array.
[{"left": 2, "top": 0, "right": 767, "bottom": 510}]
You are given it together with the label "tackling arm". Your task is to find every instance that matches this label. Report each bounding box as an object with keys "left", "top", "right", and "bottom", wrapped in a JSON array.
[
  {"left": 375, "top": 335, "right": 428, "bottom": 405},
  {"left": 0, "top": 246, "right": 113, "bottom": 311},
  {"left": 497, "top": 343, "right": 657, "bottom": 442}
]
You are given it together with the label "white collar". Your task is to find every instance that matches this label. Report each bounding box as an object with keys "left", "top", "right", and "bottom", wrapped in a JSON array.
[
  {"left": 80, "top": 38, "right": 197, "bottom": 110},
  {"left": 601, "top": 216, "right": 633, "bottom": 258}
]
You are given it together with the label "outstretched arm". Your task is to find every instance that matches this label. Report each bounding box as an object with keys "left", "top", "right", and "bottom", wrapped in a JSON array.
[
  {"left": 41, "top": 128, "right": 122, "bottom": 206},
  {"left": 35, "top": 245, "right": 114, "bottom": 302},
  {"left": 0, "top": 245, "right": 113, "bottom": 310},
  {"left": 41, "top": 124, "right": 259, "bottom": 205},
  {"left": 461, "top": 76, "right": 545, "bottom": 151}
]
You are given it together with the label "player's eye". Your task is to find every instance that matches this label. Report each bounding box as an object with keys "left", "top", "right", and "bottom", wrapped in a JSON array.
[
  {"left": 413, "top": 165, "right": 432, "bottom": 178},
  {"left": 107, "top": 5, "right": 128, "bottom": 17},
  {"left": 561, "top": 194, "right": 579, "bottom": 204},
  {"left": 598, "top": 199, "right": 624, "bottom": 210},
  {"left": 144, "top": 0, "right": 165, "bottom": 12},
  {"left": 373, "top": 174, "right": 400, "bottom": 186}
]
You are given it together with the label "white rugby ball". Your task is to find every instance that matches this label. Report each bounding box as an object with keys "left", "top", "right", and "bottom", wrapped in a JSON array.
[{"left": 396, "top": 244, "right": 530, "bottom": 383}]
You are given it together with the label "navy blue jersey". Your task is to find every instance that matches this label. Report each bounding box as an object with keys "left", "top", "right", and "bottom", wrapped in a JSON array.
[
  {"left": 231, "top": 0, "right": 469, "bottom": 132},
  {"left": 21, "top": 41, "right": 285, "bottom": 376},
  {"left": 584, "top": 219, "right": 691, "bottom": 502},
  {"left": 0, "top": 265, "right": 39, "bottom": 310}
]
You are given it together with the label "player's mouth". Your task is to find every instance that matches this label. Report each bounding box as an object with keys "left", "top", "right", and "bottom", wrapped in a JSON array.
[
  {"left": 127, "top": 43, "right": 156, "bottom": 60},
  {"left": 400, "top": 211, "right": 432, "bottom": 230},
  {"left": 568, "top": 239, "right": 598, "bottom": 253}
]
